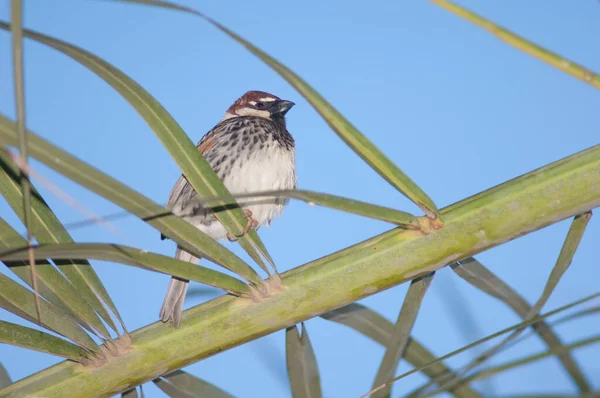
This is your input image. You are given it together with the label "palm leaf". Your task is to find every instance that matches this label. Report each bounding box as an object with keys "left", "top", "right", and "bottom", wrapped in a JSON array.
[
  {"left": 108, "top": 0, "right": 441, "bottom": 223},
  {"left": 0, "top": 151, "right": 120, "bottom": 337},
  {"left": 0, "top": 321, "right": 88, "bottom": 361},
  {"left": 0, "top": 21, "right": 275, "bottom": 277},
  {"left": 0, "top": 115, "right": 262, "bottom": 286},
  {"left": 372, "top": 273, "right": 434, "bottom": 398},
  {"left": 0, "top": 243, "right": 249, "bottom": 296},
  {"left": 286, "top": 323, "right": 321, "bottom": 398}
]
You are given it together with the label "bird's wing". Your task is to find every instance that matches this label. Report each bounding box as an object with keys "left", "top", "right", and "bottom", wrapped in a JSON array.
[{"left": 166, "top": 126, "right": 220, "bottom": 210}]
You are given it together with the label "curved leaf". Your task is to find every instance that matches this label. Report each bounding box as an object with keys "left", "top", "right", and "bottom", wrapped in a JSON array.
[
  {"left": 190, "top": 189, "right": 419, "bottom": 228},
  {"left": 0, "top": 320, "right": 88, "bottom": 362},
  {"left": 0, "top": 243, "right": 250, "bottom": 296},
  {"left": 108, "top": 0, "right": 441, "bottom": 221},
  {"left": 286, "top": 324, "right": 321, "bottom": 398},
  {"left": 0, "top": 154, "right": 118, "bottom": 338},
  {"left": 0, "top": 272, "right": 98, "bottom": 353},
  {"left": 462, "top": 334, "right": 600, "bottom": 388},
  {"left": 153, "top": 370, "right": 234, "bottom": 398},
  {"left": 0, "top": 218, "right": 111, "bottom": 339},
  {"left": 372, "top": 273, "right": 434, "bottom": 398},
  {"left": 440, "top": 213, "right": 593, "bottom": 393},
  {"left": 362, "top": 292, "right": 600, "bottom": 398},
  {"left": 0, "top": 21, "right": 274, "bottom": 277},
  {"left": 451, "top": 257, "right": 589, "bottom": 391},
  {"left": 320, "top": 303, "right": 481, "bottom": 398},
  {"left": 430, "top": 0, "right": 600, "bottom": 90},
  {"left": 0, "top": 115, "right": 261, "bottom": 286}
]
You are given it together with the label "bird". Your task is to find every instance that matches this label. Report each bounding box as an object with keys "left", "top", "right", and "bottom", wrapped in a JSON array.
[{"left": 159, "top": 90, "right": 297, "bottom": 328}]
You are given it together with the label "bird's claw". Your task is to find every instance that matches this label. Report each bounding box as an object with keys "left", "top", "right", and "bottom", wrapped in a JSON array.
[{"left": 227, "top": 210, "right": 258, "bottom": 241}]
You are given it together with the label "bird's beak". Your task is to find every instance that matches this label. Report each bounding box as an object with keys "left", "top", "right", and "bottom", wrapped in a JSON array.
[{"left": 270, "top": 100, "right": 295, "bottom": 116}]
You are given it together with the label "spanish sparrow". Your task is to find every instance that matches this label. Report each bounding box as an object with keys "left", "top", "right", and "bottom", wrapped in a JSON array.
[{"left": 160, "top": 90, "right": 297, "bottom": 327}]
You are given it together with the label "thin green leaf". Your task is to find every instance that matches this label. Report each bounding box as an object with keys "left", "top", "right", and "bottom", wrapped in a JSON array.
[
  {"left": 0, "top": 149, "right": 124, "bottom": 335},
  {"left": 320, "top": 303, "right": 481, "bottom": 398},
  {"left": 0, "top": 363, "right": 10, "bottom": 389},
  {"left": 0, "top": 243, "right": 250, "bottom": 296},
  {"left": 122, "top": 387, "right": 139, "bottom": 398},
  {"left": 153, "top": 370, "right": 234, "bottom": 398},
  {"left": 193, "top": 189, "right": 419, "bottom": 228},
  {"left": 0, "top": 115, "right": 262, "bottom": 286},
  {"left": 0, "top": 272, "right": 98, "bottom": 353},
  {"left": 0, "top": 21, "right": 274, "bottom": 277},
  {"left": 429, "top": 0, "right": 600, "bottom": 90},
  {"left": 440, "top": 213, "right": 593, "bottom": 393},
  {"left": 109, "top": 0, "right": 441, "bottom": 221},
  {"left": 0, "top": 218, "right": 111, "bottom": 339},
  {"left": 460, "top": 334, "right": 600, "bottom": 390},
  {"left": 547, "top": 306, "right": 600, "bottom": 327},
  {"left": 10, "top": 0, "right": 41, "bottom": 327},
  {"left": 451, "top": 257, "right": 590, "bottom": 391},
  {"left": 361, "top": 292, "right": 600, "bottom": 398},
  {"left": 0, "top": 320, "right": 88, "bottom": 361},
  {"left": 372, "top": 273, "right": 434, "bottom": 398},
  {"left": 420, "top": 336, "right": 600, "bottom": 398},
  {"left": 529, "top": 213, "right": 592, "bottom": 317},
  {"left": 286, "top": 323, "right": 321, "bottom": 398}
]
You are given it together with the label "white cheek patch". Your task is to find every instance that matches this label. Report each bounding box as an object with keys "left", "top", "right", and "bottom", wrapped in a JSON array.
[
  {"left": 221, "top": 112, "right": 237, "bottom": 121},
  {"left": 235, "top": 107, "right": 271, "bottom": 119},
  {"left": 259, "top": 97, "right": 276, "bottom": 102}
]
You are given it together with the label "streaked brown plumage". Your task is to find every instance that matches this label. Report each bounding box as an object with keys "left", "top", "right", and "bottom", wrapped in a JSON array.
[{"left": 160, "top": 91, "right": 297, "bottom": 327}]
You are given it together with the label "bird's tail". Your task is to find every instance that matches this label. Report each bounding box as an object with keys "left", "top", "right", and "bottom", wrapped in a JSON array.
[{"left": 159, "top": 247, "right": 200, "bottom": 328}]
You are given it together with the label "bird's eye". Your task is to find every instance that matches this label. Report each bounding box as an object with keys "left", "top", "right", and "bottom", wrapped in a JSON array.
[{"left": 256, "top": 102, "right": 265, "bottom": 109}]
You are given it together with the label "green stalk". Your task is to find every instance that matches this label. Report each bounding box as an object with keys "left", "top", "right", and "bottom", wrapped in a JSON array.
[{"left": 1, "top": 145, "right": 599, "bottom": 398}]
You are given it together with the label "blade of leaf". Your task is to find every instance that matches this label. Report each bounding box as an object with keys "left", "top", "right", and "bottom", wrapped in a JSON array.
[
  {"left": 0, "top": 218, "right": 111, "bottom": 339},
  {"left": 320, "top": 303, "right": 481, "bottom": 398},
  {"left": 372, "top": 273, "right": 434, "bottom": 398},
  {"left": 435, "top": 213, "right": 593, "bottom": 393},
  {"left": 0, "top": 116, "right": 262, "bottom": 286},
  {"left": 0, "top": 272, "right": 98, "bottom": 353},
  {"left": 0, "top": 243, "right": 250, "bottom": 296},
  {"left": 10, "top": 0, "right": 42, "bottom": 327},
  {"left": 361, "top": 292, "right": 600, "bottom": 398},
  {"left": 153, "top": 370, "right": 234, "bottom": 398},
  {"left": 0, "top": 149, "right": 124, "bottom": 335},
  {"left": 188, "top": 189, "right": 420, "bottom": 229},
  {"left": 0, "top": 320, "right": 88, "bottom": 362},
  {"left": 108, "top": 0, "right": 441, "bottom": 222},
  {"left": 461, "top": 334, "right": 600, "bottom": 389},
  {"left": 429, "top": 0, "right": 600, "bottom": 90},
  {"left": 0, "top": 21, "right": 274, "bottom": 277},
  {"left": 286, "top": 323, "right": 322, "bottom": 398},
  {"left": 451, "top": 257, "right": 590, "bottom": 392},
  {"left": 0, "top": 363, "right": 10, "bottom": 389},
  {"left": 547, "top": 306, "right": 600, "bottom": 327}
]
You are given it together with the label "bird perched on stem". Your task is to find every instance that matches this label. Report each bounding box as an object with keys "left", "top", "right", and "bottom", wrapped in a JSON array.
[{"left": 160, "top": 90, "right": 297, "bottom": 328}]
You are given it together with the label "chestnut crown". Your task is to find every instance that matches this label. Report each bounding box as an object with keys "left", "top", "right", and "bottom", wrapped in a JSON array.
[{"left": 222, "top": 90, "right": 295, "bottom": 124}]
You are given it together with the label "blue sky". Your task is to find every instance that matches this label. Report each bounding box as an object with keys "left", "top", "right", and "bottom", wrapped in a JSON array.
[{"left": 1, "top": 0, "right": 599, "bottom": 397}]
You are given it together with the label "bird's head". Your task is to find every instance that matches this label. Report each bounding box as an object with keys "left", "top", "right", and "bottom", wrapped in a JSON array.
[{"left": 222, "top": 90, "right": 295, "bottom": 126}]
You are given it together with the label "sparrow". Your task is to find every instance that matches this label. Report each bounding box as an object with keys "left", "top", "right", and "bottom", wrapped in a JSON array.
[{"left": 159, "top": 90, "right": 297, "bottom": 328}]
